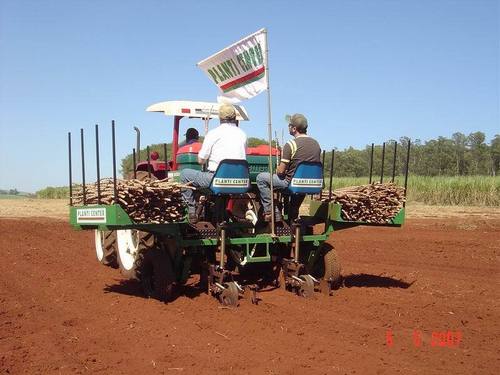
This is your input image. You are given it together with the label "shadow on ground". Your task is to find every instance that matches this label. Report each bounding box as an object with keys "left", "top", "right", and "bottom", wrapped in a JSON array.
[
  {"left": 103, "top": 279, "right": 205, "bottom": 300},
  {"left": 342, "top": 273, "right": 414, "bottom": 289}
]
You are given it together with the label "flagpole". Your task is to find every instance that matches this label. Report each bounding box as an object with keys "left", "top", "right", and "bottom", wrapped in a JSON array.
[{"left": 264, "top": 28, "right": 276, "bottom": 236}]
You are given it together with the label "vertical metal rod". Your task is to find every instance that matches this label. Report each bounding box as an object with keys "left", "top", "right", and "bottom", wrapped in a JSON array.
[
  {"left": 134, "top": 126, "right": 141, "bottom": 162},
  {"left": 172, "top": 116, "right": 181, "bottom": 170},
  {"left": 391, "top": 141, "right": 398, "bottom": 183},
  {"left": 111, "top": 120, "right": 117, "bottom": 204},
  {"left": 328, "top": 149, "right": 335, "bottom": 201},
  {"left": 294, "top": 225, "right": 300, "bottom": 262},
  {"left": 321, "top": 150, "right": 326, "bottom": 194},
  {"left": 68, "top": 132, "right": 73, "bottom": 206},
  {"left": 369, "top": 143, "right": 374, "bottom": 184},
  {"left": 132, "top": 148, "right": 137, "bottom": 179},
  {"left": 80, "top": 128, "right": 86, "bottom": 205},
  {"left": 380, "top": 142, "right": 386, "bottom": 184},
  {"left": 403, "top": 139, "right": 411, "bottom": 207},
  {"left": 95, "top": 124, "right": 101, "bottom": 204},
  {"left": 220, "top": 228, "right": 226, "bottom": 268},
  {"left": 163, "top": 143, "right": 168, "bottom": 179},
  {"left": 263, "top": 29, "right": 276, "bottom": 236},
  {"left": 147, "top": 146, "right": 151, "bottom": 178}
]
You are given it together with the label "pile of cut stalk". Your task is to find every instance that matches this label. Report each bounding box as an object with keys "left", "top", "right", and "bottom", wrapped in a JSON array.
[
  {"left": 73, "top": 178, "right": 188, "bottom": 223},
  {"left": 322, "top": 182, "right": 405, "bottom": 223}
]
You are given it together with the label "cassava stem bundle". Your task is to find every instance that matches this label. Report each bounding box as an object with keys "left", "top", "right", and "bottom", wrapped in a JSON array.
[
  {"left": 322, "top": 182, "right": 405, "bottom": 223},
  {"left": 73, "top": 178, "right": 189, "bottom": 223}
]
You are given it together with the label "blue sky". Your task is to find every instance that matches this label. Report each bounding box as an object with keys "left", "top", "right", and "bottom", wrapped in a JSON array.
[{"left": 0, "top": 0, "right": 498, "bottom": 192}]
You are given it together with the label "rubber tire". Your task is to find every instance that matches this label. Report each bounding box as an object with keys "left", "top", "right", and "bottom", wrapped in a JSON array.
[
  {"left": 138, "top": 247, "right": 176, "bottom": 303},
  {"left": 116, "top": 230, "right": 155, "bottom": 279},
  {"left": 95, "top": 230, "right": 118, "bottom": 268},
  {"left": 311, "top": 244, "right": 342, "bottom": 290}
]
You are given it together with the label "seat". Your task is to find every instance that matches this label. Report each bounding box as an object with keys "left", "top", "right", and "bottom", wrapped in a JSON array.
[
  {"left": 283, "top": 161, "right": 323, "bottom": 222},
  {"left": 207, "top": 159, "right": 250, "bottom": 224},
  {"left": 209, "top": 159, "right": 251, "bottom": 195}
]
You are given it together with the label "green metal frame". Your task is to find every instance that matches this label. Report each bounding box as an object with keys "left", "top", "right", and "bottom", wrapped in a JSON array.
[{"left": 70, "top": 200, "right": 404, "bottom": 267}]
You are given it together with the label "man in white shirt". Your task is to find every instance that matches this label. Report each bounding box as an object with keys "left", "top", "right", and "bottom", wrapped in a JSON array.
[{"left": 180, "top": 103, "right": 247, "bottom": 223}]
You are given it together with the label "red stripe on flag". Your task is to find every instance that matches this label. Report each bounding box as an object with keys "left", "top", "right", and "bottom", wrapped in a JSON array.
[{"left": 220, "top": 66, "right": 265, "bottom": 91}]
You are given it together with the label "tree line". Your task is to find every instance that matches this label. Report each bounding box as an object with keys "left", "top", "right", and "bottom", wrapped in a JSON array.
[
  {"left": 121, "top": 131, "right": 499, "bottom": 178},
  {"left": 325, "top": 131, "right": 499, "bottom": 178}
]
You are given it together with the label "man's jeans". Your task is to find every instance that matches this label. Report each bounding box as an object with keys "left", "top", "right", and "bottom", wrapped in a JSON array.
[
  {"left": 256, "top": 172, "right": 289, "bottom": 214},
  {"left": 180, "top": 168, "right": 214, "bottom": 214}
]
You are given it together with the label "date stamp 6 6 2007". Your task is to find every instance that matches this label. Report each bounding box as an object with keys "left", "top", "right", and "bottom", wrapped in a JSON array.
[{"left": 386, "top": 329, "right": 462, "bottom": 348}]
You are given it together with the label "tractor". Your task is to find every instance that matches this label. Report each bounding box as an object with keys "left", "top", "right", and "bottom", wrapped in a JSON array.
[{"left": 70, "top": 100, "right": 405, "bottom": 306}]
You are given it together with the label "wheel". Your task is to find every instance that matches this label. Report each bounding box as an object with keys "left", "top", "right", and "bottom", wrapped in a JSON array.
[
  {"left": 116, "top": 230, "right": 155, "bottom": 279},
  {"left": 94, "top": 230, "right": 117, "bottom": 267},
  {"left": 219, "top": 282, "right": 239, "bottom": 307},
  {"left": 139, "top": 246, "right": 176, "bottom": 302},
  {"left": 310, "top": 243, "right": 342, "bottom": 290},
  {"left": 298, "top": 274, "right": 315, "bottom": 298},
  {"left": 324, "top": 247, "right": 342, "bottom": 289}
]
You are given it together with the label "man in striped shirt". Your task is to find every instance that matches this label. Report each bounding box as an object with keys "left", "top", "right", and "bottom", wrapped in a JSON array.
[{"left": 256, "top": 113, "right": 321, "bottom": 222}]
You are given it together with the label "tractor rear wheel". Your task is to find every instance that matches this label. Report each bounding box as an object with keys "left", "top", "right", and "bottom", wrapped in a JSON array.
[
  {"left": 94, "top": 230, "right": 117, "bottom": 268},
  {"left": 116, "top": 230, "right": 155, "bottom": 279},
  {"left": 138, "top": 246, "right": 176, "bottom": 302}
]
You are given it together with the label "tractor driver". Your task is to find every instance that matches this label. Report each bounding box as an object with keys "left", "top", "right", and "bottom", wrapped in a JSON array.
[
  {"left": 256, "top": 113, "right": 321, "bottom": 222},
  {"left": 180, "top": 103, "right": 247, "bottom": 223},
  {"left": 183, "top": 127, "right": 199, "bottom": 145}
]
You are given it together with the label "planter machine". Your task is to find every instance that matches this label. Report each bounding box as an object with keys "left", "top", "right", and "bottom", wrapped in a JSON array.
[{"left": 68, "top": 101, "right": 410, "bottom": 306}]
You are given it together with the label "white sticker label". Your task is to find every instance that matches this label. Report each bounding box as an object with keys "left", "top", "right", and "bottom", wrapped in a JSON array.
[
  {"left": 290, "top": 178, "right": 323, "bottom": 188},
  {"left": 212, "top": 178, "right": 249, "bottom": 188},
  {"left": 76, "top": 208, "right": 107, "bottom": 224}
]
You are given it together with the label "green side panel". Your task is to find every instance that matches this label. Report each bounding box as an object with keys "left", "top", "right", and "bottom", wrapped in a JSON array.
[
  {"left": 390, "top": 208, "right": 405, "bottom": 225},
  {"left": 70, "top": 204, "right": 134, "bottom": 229},
  {"left": 309, "top": 200, "right": 335, "bottom": 220}
]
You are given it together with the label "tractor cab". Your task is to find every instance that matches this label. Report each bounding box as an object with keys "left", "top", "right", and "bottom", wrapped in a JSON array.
[
  {"left": 146, "top": 100, "right": 251, "bottom": 169},
  {"left": 142, "top": 101, "right": 279, "bottom": 181}
]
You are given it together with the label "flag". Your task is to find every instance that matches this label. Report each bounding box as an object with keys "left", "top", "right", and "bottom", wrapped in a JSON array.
[{"left": 197, "top": 28, "right": 268, "bottom": 103}]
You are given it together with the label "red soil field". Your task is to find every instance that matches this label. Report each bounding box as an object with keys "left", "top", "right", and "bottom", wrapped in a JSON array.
[{"left": 1, "top": 217, "right": 499, "bottom": 374}]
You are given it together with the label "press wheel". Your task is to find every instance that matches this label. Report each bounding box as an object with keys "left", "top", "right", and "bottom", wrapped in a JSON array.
[
  {"left": 219, "top": 282, "right": 239, "bottom": 307},
  {"left": 298, "top": 274, "right": 315, "bottom": 298}
]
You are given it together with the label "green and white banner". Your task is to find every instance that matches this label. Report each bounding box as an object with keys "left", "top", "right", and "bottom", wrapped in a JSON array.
[{"left": 197, "top": 28, "right": 267, "bottom": 103}]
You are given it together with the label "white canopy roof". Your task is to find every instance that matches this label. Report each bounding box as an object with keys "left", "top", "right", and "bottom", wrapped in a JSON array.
[{"left": 146, "top": 100, "right": 249, "bottom": 121}]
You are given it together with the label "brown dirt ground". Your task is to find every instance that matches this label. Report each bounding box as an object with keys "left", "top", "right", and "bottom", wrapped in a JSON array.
[{"left": 0, "top": 202, "right": 499, "bottom": 374}]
